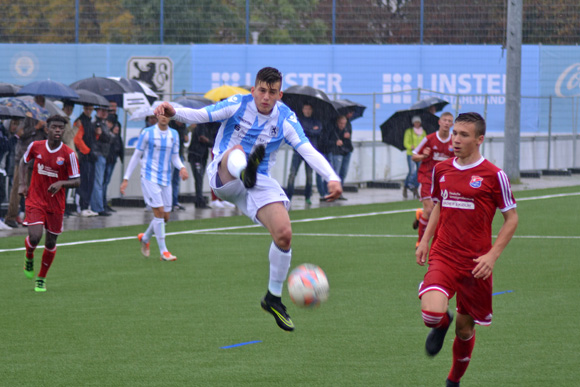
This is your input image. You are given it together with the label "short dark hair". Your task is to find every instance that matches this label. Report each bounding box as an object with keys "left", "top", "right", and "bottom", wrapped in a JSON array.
[
  {"left": 255, "top": 67, "right": 283, "bottom": 88},
  {"left": 47, "top": 115, "right": 68, "bottom": 127},
  {"left": 63, "top": 100, "right": 75, "bottom": 109},
  {"left": 455, "top": 112, "right": 486, "bottom": 137}
]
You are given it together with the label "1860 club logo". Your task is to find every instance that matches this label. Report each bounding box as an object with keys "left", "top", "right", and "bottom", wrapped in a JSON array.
[{"left": 127, "top": 57, "right": 173, "bottom": 101}]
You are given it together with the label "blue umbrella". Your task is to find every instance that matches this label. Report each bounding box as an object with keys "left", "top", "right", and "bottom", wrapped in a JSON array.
[
  {"left": 0, "top": 97, "right": 49, "bottom": 121},
  {"left": 0, "top": 82, "right": 21, "bottom": 98},
  {"left": 173, "top": 95, "right": 214, "bottom": 109},
  {"left": 17, "top": 79, "right": 79, "bottom": 100}
]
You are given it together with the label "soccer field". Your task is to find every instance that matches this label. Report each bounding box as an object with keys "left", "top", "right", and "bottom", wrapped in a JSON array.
[{"left": 1, "top": 185, "right": 579, "bottom": 386}]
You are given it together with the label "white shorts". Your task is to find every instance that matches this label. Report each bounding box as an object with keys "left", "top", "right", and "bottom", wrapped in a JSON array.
[
  {"left": 141, "top": 178, "right": 172, "bottom": 212},
  {"left": 207, "top": 155, "right": 290, "bottom": 224}
]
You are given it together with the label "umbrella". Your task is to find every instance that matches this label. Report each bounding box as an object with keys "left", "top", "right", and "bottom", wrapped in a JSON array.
[
  {"left": 0, "top": 83, "right": 21, "bottom": 98},
  {"left": 0, "top": 97, "right": 49, "bottom": 121},
  {"left": 380, "top": 110, "right": 440, "bottom": 151},
  {"left": 68, "top": 89, "right": 110, "bottom": 107},
  {"left": 70, "top": 76, "right": 149, "bottom": 112},
  {"left": 0, "top": 106, "right": 26, "bottom": 120},
  {"left": 410, "top": 96, "right": 449, "bottom": 113},
  {"left": 109, "top": 77, "right": 159, "bottom": 105},
  {"left": 129, "top": 101, "right": 184, "bottom": 122},
  {"left": 331, "top": 99, "right": 367, "bottom": 121},
  {"left": 18, "top": 96, "right": 66, "bottom": 118},
  {"left": 17, "top": 79, "right": 79, "bottom": 100},
  {"left": 282, "top": 85, "right": 338, "bottom": 123},
  {"left": 173, "top": 95, "right": 214, "bottom": 109},
  {"left": 204, "top": 85, "right": 250, "bottom": 102}
]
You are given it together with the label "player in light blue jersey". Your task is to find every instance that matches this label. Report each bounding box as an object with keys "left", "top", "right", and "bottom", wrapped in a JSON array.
[
  {"left": 120, "top": 114, "right": 189, "bottom": 261},
  {"left": 155, "top": 67, "right": 342, "bottom": 331}
]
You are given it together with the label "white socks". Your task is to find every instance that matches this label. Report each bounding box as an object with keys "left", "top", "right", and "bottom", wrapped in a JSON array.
[
  {"left": 227, "top": 148, "right": 247, "bottom": 179},
  {"left": 268, "top": 242, "right": 292, "bottom": 297},
  {"left": 152, "top": 217, "right": 167, "bottom": 253}
]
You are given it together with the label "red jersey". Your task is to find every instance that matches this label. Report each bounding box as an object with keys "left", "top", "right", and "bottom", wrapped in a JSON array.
[
  {"left": 430, "top": 157, "right": 516, "bottom": 271},
  {"left": 414, "top": 131, "right": 454, "bottom": 185},
  {"left": 23, "top": 140, "right": 80, "bottom": 214}
]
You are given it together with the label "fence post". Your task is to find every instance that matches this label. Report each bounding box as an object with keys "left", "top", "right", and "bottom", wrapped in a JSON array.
[
  {"left": 246, "top": 0, "right": 250, "bottom": 44},
  {"left": 332, "top": 0, "right": 336, "bottom": 44},
  {"left": 573, "top": 96, "right": 579, "bottom": 168},
  {"left": 160, "top": 0, "right": 164, "bottom": 44},
  {"left": 372, "top": 92, "right": 376, "bottom": 181},
  {"left": 75, "top": 0, "right": 79, "bottom": 43},
  {"left": 547, "top": 96, "right": 552, "bottom": 170}
]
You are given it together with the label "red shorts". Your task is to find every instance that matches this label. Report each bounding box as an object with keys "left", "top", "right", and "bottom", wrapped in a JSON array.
[
  {"left": 419, "top": 182, "right": 432, "bottom": 201},
  {"left": 418, "top": 258, "right": 493, "bottom": 325},
  {"left": 23, "top": 206, "right": 64, "bottom": 235}
]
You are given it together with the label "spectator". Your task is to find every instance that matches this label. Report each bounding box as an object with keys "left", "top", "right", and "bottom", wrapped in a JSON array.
[
  {"left": 102, "top": 116, "right": 124, "bottom": 213},
  {"left": 326, "top": 115, "right": 353, "bottom": 200},
  {"left": 285, "top": 103, "right": 323, "bottom": 206},
  {"left": 403, "top": 115, "right": 426, "bottom": 199},
  {"left": 90, "top": 106, "right": 112, "bottom": 216},
  {"left": 4, "top": 114, "right": 47, "bottom": 228},
  {"left": 73, "top": 104, "right": 98, "bottom": 217},
  {"left": 187, "top": 122, "right": 218, "bottom": 209}
]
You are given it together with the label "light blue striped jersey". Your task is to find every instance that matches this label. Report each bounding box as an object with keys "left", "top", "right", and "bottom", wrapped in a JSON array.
[
  {"left": 204, "top": 94, "right": 309, "bottom": 176},
  {"left": 135, "top": 124, "right": 180, "bottom": 186}
]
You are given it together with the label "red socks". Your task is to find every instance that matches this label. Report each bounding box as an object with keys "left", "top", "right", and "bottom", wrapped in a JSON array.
[
  {"left": 448, "top": 332, "right": 476, "bottom": 383},
  {"left": 421, "top": 310, "right": 450, "bottom": 329},
  {"left": 25, "top": 236, "right": 36, "bottom": 259},
  {"left": 38, "top": 246, "right": 56, "bottom": 278}
]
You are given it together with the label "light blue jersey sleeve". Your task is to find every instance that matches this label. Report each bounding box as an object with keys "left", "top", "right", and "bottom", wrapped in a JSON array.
[
  {"left": 173, "top": 95, "right": 241, "bottom": 125},
  {"left": 135, "top": 126, "right": 151, "bottom": 151}
]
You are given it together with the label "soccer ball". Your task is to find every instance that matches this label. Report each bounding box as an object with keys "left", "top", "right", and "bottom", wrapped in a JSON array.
[{"left": 287, "top": 264, "right": 329, "bottom": 308}]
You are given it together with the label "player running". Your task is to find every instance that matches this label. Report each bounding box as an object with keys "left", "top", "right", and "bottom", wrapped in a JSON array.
[
  {"left": 411, "top": 112, "right": 455, "bottom": 247},
  {"left": 121, "top": 114, "right": 189, "bottom": 261},
  {"left": 154, "top": 67, "right": 342, "bottom": 331},
  {"left": 20, "top": 115, "right": 81, "bottom": 292},
  {"left": 416, "top": 112, "right": 518, "bottom": 386}
]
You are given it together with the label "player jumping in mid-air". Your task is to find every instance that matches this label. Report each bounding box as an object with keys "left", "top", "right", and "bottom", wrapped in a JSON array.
[
  {"left": 154, "top": 67, "right": 342, "bottom": 331},
  {"left": 416, "top": 112, "right": 518, "bottom": 386},
  {"left": 20, "top": 115, "right": 80, "bottom": 292}
]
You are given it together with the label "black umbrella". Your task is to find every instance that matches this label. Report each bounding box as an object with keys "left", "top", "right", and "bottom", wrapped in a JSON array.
[
  {"left": 68, "top": 89, "right": 111, "bottom": 107},
  {"left": 17, "top": 79, "right": 79, "bottom": 100},
  {"left": 173, "top": 95, "right": 214, "bottom": 109},
  {"left": 410, "top": 96, "right": 449, "bottom": 113},
  {"left": 0, "top": 105, "right": 26, "bottom": 120},
  {"left": 331, "top": 99, "right": 367, "bottom": 121},
  {"left": 111, "top": 77, "right": 159, "bottom": 105},
  {"left": 380, "top": 110, "right": 440, "bottom": 151},
  {"left": 282, "top": 85, "right": 338, "bottom": 123},
  {"left": 70, "top": 76, "right": 150, "bottom": 112},
  {"left": 0, "top": 83, "right": 21, "bottom": 98}
]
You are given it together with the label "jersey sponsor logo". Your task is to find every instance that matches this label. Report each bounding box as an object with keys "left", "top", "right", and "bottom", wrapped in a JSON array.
[
  {"left": 234, "top": 124, "right": 241, "bottom": 131},
  {"left": 37, "top": 164, "right": 58, "bottom": 178},
  {"left": 56, "top": 156, "right": 65, "bottom": 166},
  {"left": 442, "top": 199, "right": 475, "bottom": 210},
  {"left": 470, "top": 175, "right": 484, "bottom": 188}
]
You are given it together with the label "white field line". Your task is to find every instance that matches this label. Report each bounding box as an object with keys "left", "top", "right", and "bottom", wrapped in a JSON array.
[{"left": 1, "top": 192, "right": 578, "bottom": 254}]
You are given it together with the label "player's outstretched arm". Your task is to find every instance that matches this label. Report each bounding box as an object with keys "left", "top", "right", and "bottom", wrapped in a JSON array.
[
  {"left": 153, "top": 102, "right": 176, "bottom": 118},
  {"left": 472, "top": 208, "right": 518, "bottom": 280},
  {"left": 416, "top": 202, "right": 440, "bottom": 265},
  {"left": 325, "top": 180, "right": 343, "bottom": 202}
]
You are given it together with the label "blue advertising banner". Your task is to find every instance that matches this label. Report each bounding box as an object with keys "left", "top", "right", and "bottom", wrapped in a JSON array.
[{"left": 1, "top": 43, "right": 577, "bottom": 146}]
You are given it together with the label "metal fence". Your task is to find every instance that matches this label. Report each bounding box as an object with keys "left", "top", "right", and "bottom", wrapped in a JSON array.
[{"left": 1, "top": 0, "right": 579, "bottom": 45}]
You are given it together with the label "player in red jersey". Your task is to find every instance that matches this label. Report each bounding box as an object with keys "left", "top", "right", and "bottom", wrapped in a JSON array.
[
  {"left": 411, "top": 112, "right": 455, "bottom": 247},
  {"left": 415, "top": 112, "right": 518, "bottom": 387},
  {"left": 19, "top": 115, "right": 80, "bottom": 292}
]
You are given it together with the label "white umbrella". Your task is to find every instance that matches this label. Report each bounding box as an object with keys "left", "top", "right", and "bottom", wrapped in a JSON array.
[{"left": 129, "top": 101, "right": 183, "bottom": 121}]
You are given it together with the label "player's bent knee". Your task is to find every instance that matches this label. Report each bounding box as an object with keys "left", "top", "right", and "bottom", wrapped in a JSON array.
[{"left": 273, "top": 228, "right": 292, "bottom": 251}]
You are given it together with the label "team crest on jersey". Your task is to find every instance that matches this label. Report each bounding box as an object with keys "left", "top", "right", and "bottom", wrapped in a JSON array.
[
  {"left": 269, "top": 125, "right": 279, "bottom": 137},
  {"left": 56, "top": 156, "right": 65, "bottom": 165},
  {"left": 448, "top": 146, "right": 454, "bottom": 152},
  {"left": 470, "top": 176, "right": 484, "bottom": 188}
]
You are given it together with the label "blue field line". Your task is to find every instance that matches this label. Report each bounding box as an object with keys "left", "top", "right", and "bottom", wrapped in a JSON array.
[
  {"left": 221, "top": 340, "right": 262, "bottom": 349},
  {"left": 492, "top": 290, "right": 514, "bottom": 296}
]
